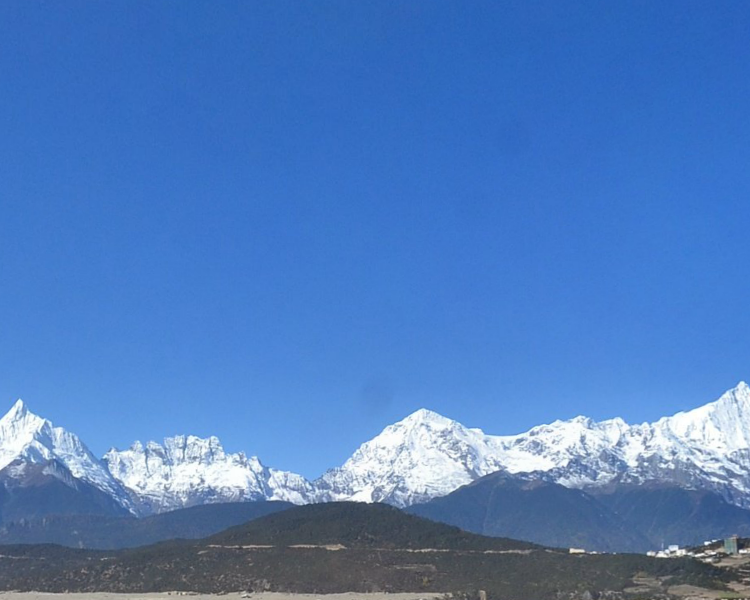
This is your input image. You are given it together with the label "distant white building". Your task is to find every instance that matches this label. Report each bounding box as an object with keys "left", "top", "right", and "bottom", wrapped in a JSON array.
[{"left": 647, "top": 544, "right": 686, "bottom": 558}]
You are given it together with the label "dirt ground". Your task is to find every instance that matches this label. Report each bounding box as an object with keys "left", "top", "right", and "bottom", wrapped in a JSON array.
[{"left": 0, "top": 593, "right": 443, "bottom": 600}]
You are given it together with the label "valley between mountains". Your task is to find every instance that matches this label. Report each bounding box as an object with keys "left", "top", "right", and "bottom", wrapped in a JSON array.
[{"left": 3, "top": 382, "right": 750, "bottom": 552}]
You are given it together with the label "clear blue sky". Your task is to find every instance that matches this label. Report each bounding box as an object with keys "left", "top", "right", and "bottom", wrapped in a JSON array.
[{"left": 1, "top": 1, "right": 749, "bottom": 478}]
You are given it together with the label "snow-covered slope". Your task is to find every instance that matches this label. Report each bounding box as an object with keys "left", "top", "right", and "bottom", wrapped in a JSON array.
[
  {"left": 104, "top": 435, "right": 315, "bottom": 515},
  {"left": 319, "top": 382, "right": 750, "bottom": 507},
  {"left": 314, "top": 409, "right": 508, "bottom": 506},
  {"left": 314, "top": 408, "right": 629, "bottom": 506},
  {"left": 5, "top": 381, "right": 750, "bottom": 517},
  {"left": 0, "top": 400, "right": 131, "bottom": 510}
]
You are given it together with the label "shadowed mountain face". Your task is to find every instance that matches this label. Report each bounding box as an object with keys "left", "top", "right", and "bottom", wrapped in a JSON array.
[
  {"left": 0, "top": 500, "right": 293, "bottom": 549},
  {"left": 590, "top": 485, "right": 750, "bottom": 547},
  {"left": 8, "top": 476, "right": 750, "bottom": 554},
  {"left": 0, "top": 459, "right": 130, "bottom": 525},
  {"left": 406, "top": 471, "right": 750, "bottom": 552},
  {"left": 406, "top": 471, "right": 651, "bottom": 552},
  {"left": 0, "top": 400, "right": 132, "bottom": 512}
]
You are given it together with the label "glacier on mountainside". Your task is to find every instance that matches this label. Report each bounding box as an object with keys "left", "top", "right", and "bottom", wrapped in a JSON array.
[
  {"left": 3, "top": 382, "right": 750, "bottom": 514},
  {"left": 0, "top": 399, "right": 132, "bottom": 510},
  {"left": 103, "top": 435, "right": 315, "bottom": 514},
  {"left": 317, "top": 382, "right": 750, "bottom": 507}
]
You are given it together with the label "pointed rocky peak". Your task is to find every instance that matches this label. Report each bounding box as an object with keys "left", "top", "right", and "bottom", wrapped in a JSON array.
[
  {"left": 0, "top": 399, "right": 131, "bottom": 511},
  {"left": 162, "top": 434, "right": 228, "bottom": 464},
  {"left": 715, "top": 381, "right": 750, "bottom": 407},
  {"left": 0, "top": 398, "right": 48, "bottom": 439},
  {"left": 366, "top": 408, "right": 476, "bottom": 452},
  {"left": 199, "top": 434, "right": 226, "bottom": 453},
  {"left": 316, "top": 407, "right": 509, "bottom": 507},
  {"left": 655, "top": 381, "right": 750, "bottom": 452},
  {"left": 706, "top": 381, "right": 750, "bottom": 427},
  {"left": 396, "top": 408, "right": 459, "bottom": 429},
  {"left": 666, "top": 381, "right": 749, "bottom": 419},
  {"left": 145, "top": 440, "right": 165, "bottom": 452},
  {"left": 1, "top": 398, "right": 39, "bottom": 424},
  {"left": 5, "top": 398, "right": 28, "bottom": 420}
]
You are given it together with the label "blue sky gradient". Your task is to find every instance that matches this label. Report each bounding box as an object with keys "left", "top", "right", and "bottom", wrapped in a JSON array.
[{"left": 1, "top": 1, "right": 749, "bottom": 477}]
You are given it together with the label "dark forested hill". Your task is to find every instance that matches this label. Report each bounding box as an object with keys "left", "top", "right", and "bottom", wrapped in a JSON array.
[
  {"left": 0, "top": 502, "right": 734, "bottom": 599},
  {"left": 209, "top": 501, "right": 539, "bottom": 550}
]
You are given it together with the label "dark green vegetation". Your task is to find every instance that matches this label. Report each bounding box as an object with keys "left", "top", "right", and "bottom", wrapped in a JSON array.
[
  {"left": 0, "top": 502, "right": 733, "bottom": 599},
  {"left": 407, "top": 472, "right": 750, "bottom": 552},
  {"left": 209, "top": 501, "right": 538, "bottom": 550},
  {"left": 0, "top": 500, "right": 292, "bottom": 549}
]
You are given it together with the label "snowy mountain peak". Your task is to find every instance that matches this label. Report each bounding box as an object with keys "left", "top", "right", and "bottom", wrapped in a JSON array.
[
  {"left": 104, "top": 433, "right": 315, "bottom": 514},
  {"left": 317, "top": 381, "right": 750, "bottom": 508},
  {"left": 3, "top": 398, "right": 29, "bottom": 420},
  {"left": 8, "top": 380, "right": 750, "bottom": 516},
  {"left": 656, "top": 381, "right": 750, "bottom": 452},
  {"left": 0, "top": 400, "right": 49, "bottom": 460},
  {"left": 716, "top": 380, "right": 750, "bottom": 406},
  {"left": 0, "top": 399, "right": 131, "bottom": 511},
  {"left": 315, "top": 408, "right": 506, "bottom": 506},
  {"left": 399, "top": 408, "right": 456, "bottom": 427},
  {"left": 0, "top": 398, "right": 45, "bottom": 430}
]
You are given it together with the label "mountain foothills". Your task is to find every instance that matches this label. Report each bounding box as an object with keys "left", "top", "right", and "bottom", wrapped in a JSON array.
[
  {"left": 0, "top": 503, "right": 734, "bottom": 600},
  {"left": 0, "top": 501, "right": 292, "bottom": 549},
  {"left": 3, "top": 382, "right": 750, "bottom": 550}
]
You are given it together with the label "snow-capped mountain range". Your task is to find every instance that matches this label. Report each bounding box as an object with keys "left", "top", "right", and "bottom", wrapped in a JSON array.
[
  {"left": 317, "top": 381, "right": 750, "bottom": 508},
  {"left": 2, "top": 381, "right": 750, "bottom": 516},
  {"left": 103, "top": 436, "right": 314, "bottom": 514}
]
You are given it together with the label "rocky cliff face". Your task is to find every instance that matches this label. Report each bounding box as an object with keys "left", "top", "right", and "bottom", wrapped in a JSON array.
[{"left": 103, "top": 435, "right": 315, "bottom": 514}]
